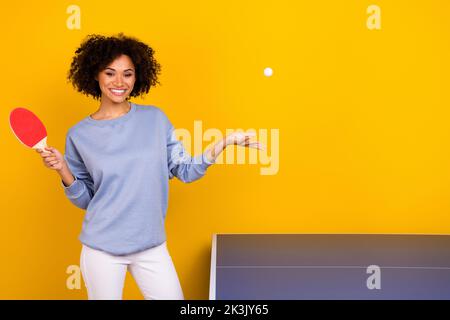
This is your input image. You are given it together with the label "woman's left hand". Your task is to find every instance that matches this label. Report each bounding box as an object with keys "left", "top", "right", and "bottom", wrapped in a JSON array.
[{"left": 224, "top": 132, "right": 265, "bottom": 150}]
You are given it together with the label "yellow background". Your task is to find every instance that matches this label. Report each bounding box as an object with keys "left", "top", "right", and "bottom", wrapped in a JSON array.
[{"left": 1, "top": 0, "right": 450, "bottom": 299}]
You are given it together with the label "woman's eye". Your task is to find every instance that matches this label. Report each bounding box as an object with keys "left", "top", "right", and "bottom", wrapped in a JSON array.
[
  {"left": 125, "top": 74, "right": 133, "bottom": 77},
  {"left": 106, "top": 72, "right": 114, "bottom": 76}
]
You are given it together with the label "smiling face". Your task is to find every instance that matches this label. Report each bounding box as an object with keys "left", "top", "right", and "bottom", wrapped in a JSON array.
[{"left": 97, "top": 54, "right": 136, "bottom": 104}]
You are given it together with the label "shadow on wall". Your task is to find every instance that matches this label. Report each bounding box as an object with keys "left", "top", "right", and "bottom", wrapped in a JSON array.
[{"left": 182, "top": 242, "right": 212, "bottom": 300}]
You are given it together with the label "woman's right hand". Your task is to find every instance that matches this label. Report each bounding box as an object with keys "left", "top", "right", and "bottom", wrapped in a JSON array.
[{"left": 36, "top": 146, "right": 65, "bottom": 171}]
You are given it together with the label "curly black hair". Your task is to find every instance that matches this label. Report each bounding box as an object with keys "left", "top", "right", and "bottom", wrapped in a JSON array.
[{"left": 68, "top": 33, "right": 161, "bottom": 99}]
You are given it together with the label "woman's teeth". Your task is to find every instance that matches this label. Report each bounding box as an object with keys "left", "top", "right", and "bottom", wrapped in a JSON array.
[{"left": 111, "top": 89, "right": 126, "bottom": 95}]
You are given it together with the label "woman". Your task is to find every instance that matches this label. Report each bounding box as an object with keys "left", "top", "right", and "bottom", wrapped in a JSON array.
[{"left": 36, "top": 33, "right": 262, "bottom": 300}]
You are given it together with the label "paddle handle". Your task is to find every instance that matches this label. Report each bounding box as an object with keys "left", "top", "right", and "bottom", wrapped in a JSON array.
[{"left": 32, "top": 136, "right": 48, "bottom": 152}]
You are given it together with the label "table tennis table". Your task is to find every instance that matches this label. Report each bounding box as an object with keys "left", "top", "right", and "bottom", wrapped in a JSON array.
[{"left": 209, "top": 233, "right": 450, "bottom": 300}]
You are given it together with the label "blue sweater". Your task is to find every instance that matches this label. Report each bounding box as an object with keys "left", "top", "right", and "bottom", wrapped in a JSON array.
[{"left": 62, "top": 103, "right": 214, "bottom": 255}]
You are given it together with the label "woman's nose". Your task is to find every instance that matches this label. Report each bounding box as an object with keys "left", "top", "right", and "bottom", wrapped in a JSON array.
[{"left": 113, "top": 75, "right": 124, "bottom": 86}]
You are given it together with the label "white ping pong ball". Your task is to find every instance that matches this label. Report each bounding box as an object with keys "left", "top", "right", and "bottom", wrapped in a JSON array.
[{"left": 264, "top": 67, "right": 273, "bottom": 77}]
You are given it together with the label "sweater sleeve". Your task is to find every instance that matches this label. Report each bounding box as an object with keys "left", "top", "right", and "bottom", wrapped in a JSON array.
[
  {"left": 61, "top": 132, "right": 95, "bottom": 209},
  {"left": 167, "top": 123, "right": 215, "bottom": 183}
]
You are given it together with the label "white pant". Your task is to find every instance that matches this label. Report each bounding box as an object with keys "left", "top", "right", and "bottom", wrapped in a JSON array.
[{"left": 80, "top": 242, "right": 184, "bottom": 300}]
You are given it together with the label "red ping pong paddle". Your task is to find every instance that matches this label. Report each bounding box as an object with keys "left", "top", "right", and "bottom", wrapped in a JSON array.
[{"left": 9, "top": 107, "right": 48, "bottom": 151}]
